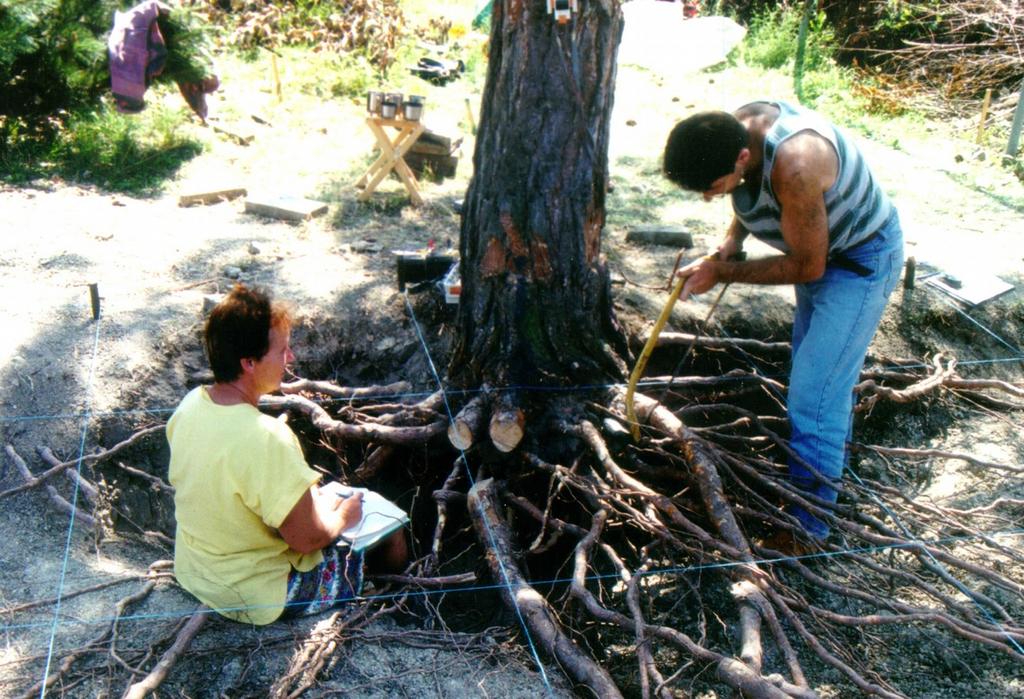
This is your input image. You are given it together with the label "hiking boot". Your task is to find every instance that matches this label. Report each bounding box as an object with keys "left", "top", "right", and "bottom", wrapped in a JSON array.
[{"left": 757, "top": 529, "right": 821, "bottom": 559}]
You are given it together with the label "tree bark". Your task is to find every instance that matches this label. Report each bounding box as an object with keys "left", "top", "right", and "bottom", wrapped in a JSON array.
[{"left": 452, "top": 0, "right": 628, "bottom": 388}]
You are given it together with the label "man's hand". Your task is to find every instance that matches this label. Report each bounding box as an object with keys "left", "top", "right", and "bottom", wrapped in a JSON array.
[
  {"left": 676, "top": 254, "right": 720, "bottom": 302},
  {"left": 716, "top": 234, "right": 744, "bottom": 263}
]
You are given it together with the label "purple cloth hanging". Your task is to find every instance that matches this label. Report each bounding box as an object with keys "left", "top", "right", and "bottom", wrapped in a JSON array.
[{"left": 108, "top": 0, "right": 169, "bottom": 113}]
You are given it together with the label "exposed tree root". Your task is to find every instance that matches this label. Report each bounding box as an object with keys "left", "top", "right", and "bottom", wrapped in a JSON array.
[
  {"left": 268, "top": 603, "right": 392, "bottom": 699},
  {"left": 468, "top": 477, "right": 623, "bottom": 698},
  {"left": 18, "top": 582, "right": 158, "bottom": 698},
  {"left": 9, "top": 349, "right": 1022, "bottom": 697},
  {"left": 122, "top": 608, "right": 208, "bottom": 699},
  {"left": 1, "top": 425, "right": 165, "bottom": 501},
  {"left": 4, "top": 444, "right": 96, "bottom": 529},
  {"left": 262, "top": 392, "right": 446, "bottom": 445}
]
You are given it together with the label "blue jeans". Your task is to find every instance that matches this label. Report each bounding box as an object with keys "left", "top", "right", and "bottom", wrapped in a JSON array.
[{"left": 787, "top": 212, "right": 904, "bottom": 539}]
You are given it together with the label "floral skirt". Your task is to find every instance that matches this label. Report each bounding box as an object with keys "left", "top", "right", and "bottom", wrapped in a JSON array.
[{"left": 280, "top": 546, "right": 364, "bottom": 619}]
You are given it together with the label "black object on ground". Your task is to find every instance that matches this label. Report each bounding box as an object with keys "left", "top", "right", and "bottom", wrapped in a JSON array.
[
  {"left": 410, "top": 57, "right": 465, "bottom": 85},
  {"left": 396, "top": 254, "right": 458, "bottom": 291}
]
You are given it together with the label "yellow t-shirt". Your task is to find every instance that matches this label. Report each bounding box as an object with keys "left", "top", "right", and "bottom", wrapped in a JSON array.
[{"left": 167, "top": 386, "right": 322, "bottom": 624}]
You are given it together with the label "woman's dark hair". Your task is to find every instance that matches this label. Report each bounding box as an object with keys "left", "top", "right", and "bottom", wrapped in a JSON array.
[
  {"left": 663, "top": 111, "right": 749, "bottom": 191},
  {"left": 204, "top": 284, "right": 292, "bottom": 382}
]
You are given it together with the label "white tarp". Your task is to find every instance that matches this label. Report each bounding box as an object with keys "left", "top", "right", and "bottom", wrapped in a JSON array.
[{"left": 619, "top": 2, "right": 746, "bottom": 76}]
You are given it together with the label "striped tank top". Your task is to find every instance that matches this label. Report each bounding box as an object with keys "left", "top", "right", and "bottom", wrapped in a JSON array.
[{"left": 731, "top": 101, "right": 893, "bottom": 255}]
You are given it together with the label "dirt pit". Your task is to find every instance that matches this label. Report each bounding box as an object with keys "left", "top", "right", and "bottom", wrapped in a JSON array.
[{"left": 2, "top": 49, "right": 1024, "bottom": 697}]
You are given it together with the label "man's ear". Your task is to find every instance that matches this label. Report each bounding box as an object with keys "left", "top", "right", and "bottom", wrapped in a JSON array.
[
  {"left": 240, "top": 357, "right": 256, "bottom": 374},
  {"left": 736, "top": 147, "right": 751, "bottom": 171}
]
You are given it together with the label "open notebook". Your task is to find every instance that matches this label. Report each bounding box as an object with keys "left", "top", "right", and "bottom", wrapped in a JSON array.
[{"left": 322, "top": 482, "right": 409, "bottom": 552}]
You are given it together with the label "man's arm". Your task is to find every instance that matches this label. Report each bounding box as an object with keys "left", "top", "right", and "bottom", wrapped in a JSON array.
[
  {"left": 717, "top": 216, "right": 749, "bottom": 261},
  {"left": 278, "top": 485, "right": 363, "bottom": 554},
  {"left": 678, "top": 132, "right": 836, "bottom": 299}
]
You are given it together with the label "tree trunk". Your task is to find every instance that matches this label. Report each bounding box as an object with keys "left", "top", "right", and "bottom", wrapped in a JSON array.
[{"left": 452, "top": 0, "right": 628, "bottom": 388}]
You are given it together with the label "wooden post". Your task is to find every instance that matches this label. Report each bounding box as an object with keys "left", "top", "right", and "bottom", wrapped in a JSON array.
[
  {"left": 793, "top": 0, "right": 815, "bottom": 104},
  {"left": 271, "top": 53, "right": 282, "bottom": 102},
  {"left": 903, "top": 256, "right": 916, "bottom": 290},
  {"left": 88, "top": 283, "right": 100, "bottom": 320},
  {"left": 976, "top": 88, "right": 992, "bottom": 144},
  {"left": 464, "top": 97, "right": 477, "bottom": 135},
  {"left": 1007, "top": 79, "right": 1024, "bottom": 157}
]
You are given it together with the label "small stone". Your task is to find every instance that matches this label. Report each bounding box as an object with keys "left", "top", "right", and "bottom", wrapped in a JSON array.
[
  {"left": 626, "top": 119, "right": 637, "bottom": 127},
  {"left": 351, "top": 240, "right": 382, "bottom": 253},
  {"left": 203, "top": 294, "right": 224, "bottom": 313},
  {"left": 223, "top": 265, "right": 241, "bottom": 279},
  {"left": 248, "top": 241, "right": 260, "bottom": 255},
  {"left": 374, "top": 336, "right": 398, "bottom": 352}
]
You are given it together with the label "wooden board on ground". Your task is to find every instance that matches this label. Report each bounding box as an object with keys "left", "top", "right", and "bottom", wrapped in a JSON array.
[
  {"left": 178, "top": 188, "right": 247, "bottom": 207},
  {"left": 625, "top": 226, "right": 694, "bottom": 248},
  {"left": 244, "top": 195, "right": 328, "bottom": 222}
]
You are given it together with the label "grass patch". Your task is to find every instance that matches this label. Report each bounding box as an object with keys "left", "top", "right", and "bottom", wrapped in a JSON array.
[
  {"left": 54, "top": 102, "right": 202, "bottom": 194},
  {"left": 2, "top": 98, "right": 202, "bottom": 194}
]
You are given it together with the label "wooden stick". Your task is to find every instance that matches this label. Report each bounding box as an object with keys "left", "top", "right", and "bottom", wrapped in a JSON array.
[
  {"left": 271, "top": 53, "right": 282, "bottom": 101},
  {"left": 38, "top": 447, "right": 99, "bottom": 504},
  {"left": 977, "top": 87, "right": 993, "bottom": 144}
]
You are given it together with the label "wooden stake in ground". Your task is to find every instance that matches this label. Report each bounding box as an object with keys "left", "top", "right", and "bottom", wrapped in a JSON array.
[{"left": 977, "top": 87, "right": 993, "bottom": 143}]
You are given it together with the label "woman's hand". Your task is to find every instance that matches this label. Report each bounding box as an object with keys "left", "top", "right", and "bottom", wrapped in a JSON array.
[{"left": 336, "top": 490, "right": 364, "bottom": 530}]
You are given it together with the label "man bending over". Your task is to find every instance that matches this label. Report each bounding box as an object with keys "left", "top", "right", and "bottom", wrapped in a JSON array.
[{"left": 663, "top": 102, "right": 904, "bottom": 550}]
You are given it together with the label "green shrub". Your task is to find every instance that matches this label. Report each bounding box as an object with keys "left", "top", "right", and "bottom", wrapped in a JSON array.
[
  {"left": 0, "top": 0, "right": 112, "bottom": 132},
  {"left": 0, "top": 0, "right": 213, "bottom": 188},
  {"left": 328, "top": 50, "right": 381, "bottom": 99},
  {"left": 743, "top": 5, "right": 834, "bottom": 72}
]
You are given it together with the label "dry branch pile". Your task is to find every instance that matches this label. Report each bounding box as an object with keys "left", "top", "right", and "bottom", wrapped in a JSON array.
[
  {"left": 837, "top": 0, "right": 1024, "bottom": 100},
  {"left": 183, "top": 0, "right": 405, "bottom": 70},
  {"left": 5, "top": 338, "right": 1023, "bottom": 696}
]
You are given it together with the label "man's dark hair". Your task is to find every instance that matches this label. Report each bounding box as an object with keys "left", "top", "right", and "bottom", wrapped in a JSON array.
[
  {"left": 204, "top": 284, "right": 292, "bottom": 382},
  {"left": 663, "top": 111, "right": 749, "bottom": 191}
]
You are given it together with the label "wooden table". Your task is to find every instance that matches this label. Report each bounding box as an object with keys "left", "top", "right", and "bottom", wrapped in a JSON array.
[{"left": 355, "top": 116, "right": 427, "bottom": 206}]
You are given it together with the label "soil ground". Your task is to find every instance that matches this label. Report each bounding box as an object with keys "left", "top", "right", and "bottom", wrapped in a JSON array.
[{"left": 2, "top": 20, "right": 1024, "bottom": 698}]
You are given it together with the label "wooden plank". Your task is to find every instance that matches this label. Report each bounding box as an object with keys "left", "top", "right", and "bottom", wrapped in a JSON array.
[
  {"left": 625, "top": 226, "right": 694, "bottom": 248},
  {"left": 178, "top": 188, "right": 247, "bottom": 207},
  {"left": 244, "top": 195, "right": 328, "bottom": 222}
]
